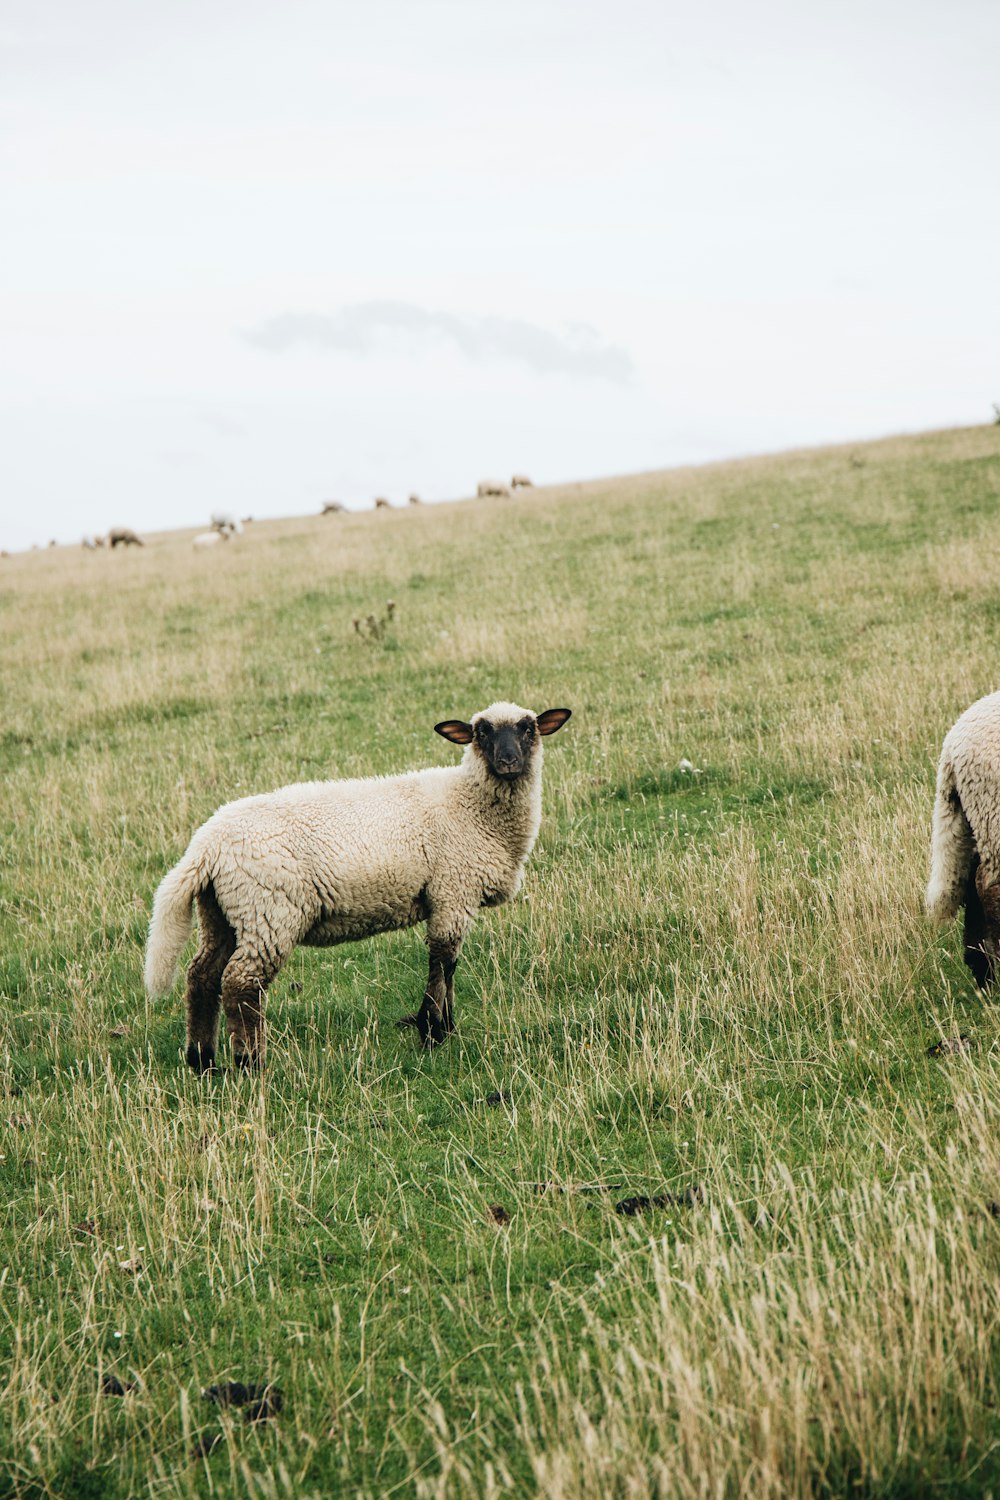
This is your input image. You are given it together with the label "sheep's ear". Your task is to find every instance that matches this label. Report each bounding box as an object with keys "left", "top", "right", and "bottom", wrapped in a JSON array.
[
  {"left": 435, "top": 720, "right": 475, "bottom": 744},
  {"left": 536, "top": 708, "right": 572, "bottom": 736}
]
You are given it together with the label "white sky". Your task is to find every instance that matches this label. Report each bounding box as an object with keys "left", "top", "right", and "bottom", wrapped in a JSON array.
[{"left": 2, "top": 0, "right": 998, "bottom": 549}]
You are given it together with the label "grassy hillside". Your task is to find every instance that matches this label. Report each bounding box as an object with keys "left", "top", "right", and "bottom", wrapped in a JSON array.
[{"left": 1, "top": 426, "right": 999, "bottom": 1498}]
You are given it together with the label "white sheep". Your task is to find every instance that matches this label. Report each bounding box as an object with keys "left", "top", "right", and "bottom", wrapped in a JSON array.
[
  {"left": 145, "top": 702, "right": 572, "bottom": 1068},
  {"left": 477, "top": 480, "right": 511, "bottom": 498},
  {"left": 210, "top": 510, "right": 242, "bottom": 535},
  {"left": 926, "top": 688, "right": 1000, "bottom": 988},
  {"left": 511, "top": 474, "right": 534, "bottom": 489},
  {"left": 192, "top": 530, "right": 228, "bottom": 549},
  {"left": 321, "top": 500, "right": 346, "bottom": 515}
]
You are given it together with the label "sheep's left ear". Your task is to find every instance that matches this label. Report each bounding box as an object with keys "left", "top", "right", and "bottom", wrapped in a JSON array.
[
  {"left": 435, "top": 720, "right": 475, "bottom": 744},
  {"left": 536, "top": 708, "right": 572, "bottom": 736}
]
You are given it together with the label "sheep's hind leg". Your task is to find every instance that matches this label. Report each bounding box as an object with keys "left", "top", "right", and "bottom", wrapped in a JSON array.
[
  {"left": 220, "top": 946, "right": 284, "bottom": 1069},
  {"left": 967, "top": 861, "right": 1000, "bottom": 992},
  {"left": 185, "top": 886, "right": 236, "bottom": 1072}
]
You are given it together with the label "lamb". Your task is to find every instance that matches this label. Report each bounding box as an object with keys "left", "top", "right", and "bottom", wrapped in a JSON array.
[
  {"left": 926, "top": 689, "right": 1000, "bottom": 988},
  {"left": 321, "top": 501, "right": 345, "bottom": 515},
  {"left": 144, "top": 702, "right": 572, "bottom": 1069},
  {"left": 511, "top": 474, "right": 533, "bottom": 489},
  {"left": 107, "top": 527, "right": 143, "bottom": 548},
  {"left": 210, "top": 510, "right": 243, "bottom": 535},
  {"left": 193, "top": 530, "right": 228, "bottom": 549},
  {"left": 477, "top": 480, "right": 510, "bottom": 498}
]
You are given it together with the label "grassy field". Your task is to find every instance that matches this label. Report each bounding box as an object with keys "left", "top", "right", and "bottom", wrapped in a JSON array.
[{"left": 1, "top": 425, "right": 999, "bottom": 1498}]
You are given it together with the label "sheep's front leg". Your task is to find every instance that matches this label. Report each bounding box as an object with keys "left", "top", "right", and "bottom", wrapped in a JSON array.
[{"left": 397, "top": 917, "right": 470, "bottom": 1046}]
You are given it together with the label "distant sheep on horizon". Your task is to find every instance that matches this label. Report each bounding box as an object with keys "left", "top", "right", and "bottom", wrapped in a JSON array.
[
  {"left": 477, "top": 480, "right": 510, "bottom": 498},
  {"left": 511, "top": 474, "right": 533, "bottom": 489},
  {"left": 210, "top": 510, "right": 243, "bottom": 535},
  {"left": 108, "top": 527, "right": 144, "bottom": 548}
]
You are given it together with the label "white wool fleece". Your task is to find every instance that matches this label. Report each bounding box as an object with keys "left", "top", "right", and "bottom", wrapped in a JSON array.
[
  {"left": 145, "top": 701, "right": 548, "bottom": 998},
  {"left": 926, "top": 689, "right": 1000, "bottom": 923}
]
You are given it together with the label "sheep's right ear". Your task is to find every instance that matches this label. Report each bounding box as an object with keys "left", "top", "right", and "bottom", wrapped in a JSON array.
[
  {"left": 435, "top": 720, "right": 475, "bottom": 744},
  {"left": 536, "top": 708, "right": 572, "bottom": 736}
]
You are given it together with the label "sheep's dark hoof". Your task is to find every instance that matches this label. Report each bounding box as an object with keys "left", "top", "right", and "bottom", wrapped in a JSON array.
[
  {"left": 186, "top": 1044, "right": 217, "bottom": 1073},
  {"left": 395, "top": 1008, "right": 452, "bottom": 1047}
]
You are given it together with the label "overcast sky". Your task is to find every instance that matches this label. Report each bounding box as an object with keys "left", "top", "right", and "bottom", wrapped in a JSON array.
[{"left": 2, "top": 0, "right": 998, "bottom": 549}]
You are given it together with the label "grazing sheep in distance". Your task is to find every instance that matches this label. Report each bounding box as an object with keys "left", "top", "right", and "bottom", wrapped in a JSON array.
[
  {"left": 321, "top": 501, "right": 345, "bottom": 515},
  {"left": 477, "top": 480, "right": 510, "bottom": 498},
  {"left": 374, "top": 497, "right": 392, "bottom": 509},
  {"left": 511, "top": 474, "right": 533, "bottom": 489},
  {"left": 144, "top": 701, "right": 572, "bottom": 1069},
  {"left": 81, "top": 535, "right": 101, "bottom": 550},
  {"left": 193, "top": 530, "right": 228, "bottom": 549},
  {"left": 408, "top": 493, "right": 422, "bottom": 506},
  {"left": 927, "top": 689, "right": 1000, "bottom": 988},
  {"left": 108, "top": 527, "right": 144, "bottom": 548},
  {"left": 210, "top": 510, "right": 242, "bottom": 535}
]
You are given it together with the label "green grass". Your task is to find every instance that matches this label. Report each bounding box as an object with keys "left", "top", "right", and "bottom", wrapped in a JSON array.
[{"left": 1, "top": 427, "right": 999, "bottom": 1497}]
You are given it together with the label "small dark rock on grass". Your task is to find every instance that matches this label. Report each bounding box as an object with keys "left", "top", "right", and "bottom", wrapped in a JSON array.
[
  {"left": 616, "top": 1185, "right": 705, "bottom": 1216},
  {"left": 483, "top": 1090, "right": 510, "bottom": 1107},
  {"left": 487, "top": 1204, "right": 512, "bottom": 1226},
  {"left": 202, "top": 1381, "right": 283, "bottom": 1421},
  {"left": 927, "top": 1035, "right": 974, "bottom": 1056},
  {"left": 100, "top": 1374, "right": 137, "bottom": 1396}
]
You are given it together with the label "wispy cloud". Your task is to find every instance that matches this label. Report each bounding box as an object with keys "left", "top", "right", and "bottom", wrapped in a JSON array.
[{"left": 245, "top": 301, "right": 634, "bottom": 384}]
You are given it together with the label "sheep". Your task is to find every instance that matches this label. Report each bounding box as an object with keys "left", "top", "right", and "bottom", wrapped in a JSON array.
[
  {"left": 321, "top": 501, "right": 345, "bottom": 515},
  {"left": 107, "top": 527, "right": 144, "bottom": 548},
  {"left": 511, "top": 474, "right": 533, "bottom": 489},
  {"left": 374, "top": 496, "right": 392, "bottom": 509},
  {"left": 408, "top": 493, "right": 422, "bottom": 506},
  {"left": 144, "top": 702, "right": 572, "bottom": 1069},
  {"left": 210, "top": 510, "right": 243, "bottom": 535},
  {"left": 193, "top": 530, "right": 228, "bottom": 549},
  {"left": 926, "top": 689, "right": 1000, "bottom": 988},
  {"left": 81, "top": 535, "right": 101, "bottom": 550},
  {"left": 477, "top": 480, "right": 510, "bottom": 498}
]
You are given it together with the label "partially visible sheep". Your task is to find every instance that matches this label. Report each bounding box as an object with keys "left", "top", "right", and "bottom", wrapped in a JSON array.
[
  {"left": 210, "top": 510, "right": 243, "bottom": 535},
  {"left": 511, "top": 474, "right": 533, "bottom": 489},
  {"left": 108, "top": 527, "right": 144, "bottom": 548},
  {"left": 926, "top": 689, "right": 1000, "bottom": 987},
  {"left": 145, "top": 701, "right": 572, "bottom": 1069},
  {"left": 408, "top": 493, "right": 422, "bottom": 506},
  {"left": 477, "top": 480, "right": 510, "bottom": 498},
  {"left": 321, "top": 501, "right": 345, "bottom": 515},
  {"left": 374, "top": 496, "right": 392, "bottom": 509},
  {"left": 193, "top": 530, "right": 228, "bottom": 549},
  {"left": 81, "top": 535, "right": 101, "bottom": 550}
]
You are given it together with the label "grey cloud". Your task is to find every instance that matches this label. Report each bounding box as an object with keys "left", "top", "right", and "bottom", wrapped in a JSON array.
[{"left": 245, "top": 301, "right": 633, "bottom": 384}]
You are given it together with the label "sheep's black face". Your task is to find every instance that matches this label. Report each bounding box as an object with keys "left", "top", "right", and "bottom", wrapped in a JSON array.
[{"left": 476, "top": 716, "right": 536, "bottom": 781}]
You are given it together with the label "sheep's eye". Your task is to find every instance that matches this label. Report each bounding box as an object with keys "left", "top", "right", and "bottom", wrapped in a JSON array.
[
  {"left": 518, "top": 719, "right": 534, "bottom": 736},
  {"left": 477, "top": 722, "right": 492, "bottom": 741}
]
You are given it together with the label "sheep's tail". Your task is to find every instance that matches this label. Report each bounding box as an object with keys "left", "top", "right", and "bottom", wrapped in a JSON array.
[
  {"left": 926, "top": 748, "right": 976, "bottom": 924},
  {"left": 144, "top": 850, "right": 204, "bottom": 998}
]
